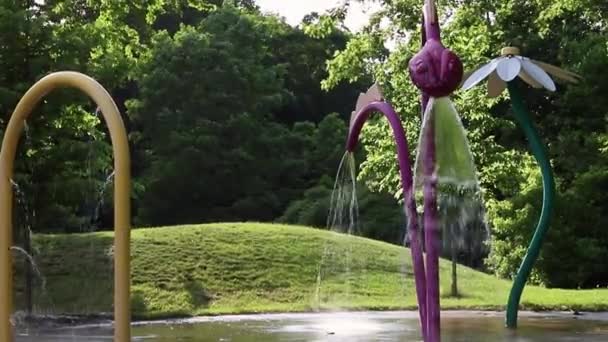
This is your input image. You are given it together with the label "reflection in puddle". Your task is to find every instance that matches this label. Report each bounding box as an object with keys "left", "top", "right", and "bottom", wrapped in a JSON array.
[
  {"left": 279, "top": 316, "right": 384, "bottom": 334},
  {"left": 15, "top": 311, "right": 608, "bottom": 341}
]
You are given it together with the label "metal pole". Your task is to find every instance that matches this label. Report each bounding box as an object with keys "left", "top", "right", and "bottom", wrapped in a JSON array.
[
  {"left": 0, "top": 71, "right": 131, "bottom": 341},
  {"left": 505, "top": 81, "right": 555, "bottom": 328}
]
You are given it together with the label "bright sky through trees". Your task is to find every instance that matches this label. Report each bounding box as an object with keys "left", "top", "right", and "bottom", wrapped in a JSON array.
[{"left": 256, "top": 0, "right": 379, "bottom": 31}]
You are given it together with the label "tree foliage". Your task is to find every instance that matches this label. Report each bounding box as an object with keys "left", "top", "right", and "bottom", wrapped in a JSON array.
[{"left": 1, "top": 1, "right": 363, "bottom": 233}]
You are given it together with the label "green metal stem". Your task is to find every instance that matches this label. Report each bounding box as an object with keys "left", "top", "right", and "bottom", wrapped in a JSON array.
[{"left": 505, "top": 81, "right": 556, "bottom": 328}]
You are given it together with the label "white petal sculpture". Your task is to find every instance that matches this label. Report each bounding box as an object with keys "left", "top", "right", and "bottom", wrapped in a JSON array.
[
  {"left": 351, "top": 82, "right": 384, "bottom": 127},
  {"left": 461, "top": 47, "right": 582, "bottom": 97}
]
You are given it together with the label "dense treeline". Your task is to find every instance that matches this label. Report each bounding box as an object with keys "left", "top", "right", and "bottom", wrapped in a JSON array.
[
  {"left": 1, "top": 1, "right": 373, "bottom": 230},
  {"left": 1, "top": 1, "right": 607, "bottom": 289}
]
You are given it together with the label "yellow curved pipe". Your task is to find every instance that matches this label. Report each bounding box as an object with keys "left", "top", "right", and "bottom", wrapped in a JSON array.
[{"left": 0, "top": 71, "right": 131, "bottom": 341}]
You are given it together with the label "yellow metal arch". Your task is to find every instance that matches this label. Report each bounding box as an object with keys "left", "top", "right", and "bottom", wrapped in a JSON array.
[{"left": 0, "top": 72, "right": 131, "bottom": 341}]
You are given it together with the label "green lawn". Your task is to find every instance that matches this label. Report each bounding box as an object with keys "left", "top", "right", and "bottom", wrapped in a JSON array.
[{"left": 13, "top": 223, "right": 608, "bottom": 319}]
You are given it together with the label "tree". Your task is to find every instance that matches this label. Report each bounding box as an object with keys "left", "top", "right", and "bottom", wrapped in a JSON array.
[
  {"left": 2, "top": 0, "right": 368, "bottom": 232},
  {"left": 268, "top": 18, "right": 366, "bottom": 124},
  {"left": 131, "top": 7, "right": 292, "bottom": 224},
  {"left": 0, "top": 1, "right": 116, "bottom": 235}
]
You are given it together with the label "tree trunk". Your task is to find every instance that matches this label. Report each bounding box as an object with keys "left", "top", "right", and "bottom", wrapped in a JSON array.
[{"left": 451, "top": 239, "right": 458, "bottom": 297}]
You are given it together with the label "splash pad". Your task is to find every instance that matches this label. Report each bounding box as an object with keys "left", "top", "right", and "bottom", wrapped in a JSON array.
[{"left": 0, "top": 1, "right": 585, "bottom": 341}]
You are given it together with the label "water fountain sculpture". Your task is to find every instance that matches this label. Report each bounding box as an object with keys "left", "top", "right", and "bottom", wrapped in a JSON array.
[
  {"left": 346, "top": 0, "right": 581, "bottom": 339},
  {"left": 462, "top": 46, "right": 581, "bottom": 328},
  {"left": 346, "top": 1, "right": 471, "bottom": 341},
  {"left": 0, "top": 71, "right": 132, "bottom": 342}
]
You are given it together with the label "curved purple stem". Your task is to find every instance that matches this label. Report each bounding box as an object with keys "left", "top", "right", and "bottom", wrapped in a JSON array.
[{"left": 346, "top": 101, "right": 427, "bottom": 340}]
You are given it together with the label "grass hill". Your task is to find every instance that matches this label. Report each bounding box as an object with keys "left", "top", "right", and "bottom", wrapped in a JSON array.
[{"left": 15, "top": 223, "right": 608, "bottom": 319}]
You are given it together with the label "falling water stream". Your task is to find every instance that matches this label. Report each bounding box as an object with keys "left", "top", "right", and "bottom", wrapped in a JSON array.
[
  {"left": 84, "top": 108, "right": 114, "bottom": 232},
  {"left": 326, "top": 152, "right": 360, "bottom": 236},
  {"left": 11, "top": 179, "right": 35, "bottom": 257},
  {"left": 11, "top": 178, "right": 52, "bottom": 325},
  {"left": 9, "top": 110, "right": 115, "bottom": 328},
  {"left": 15, "top": 121, "right": 37, "bottom": 315},
  {"left": 314, "top": 152, "right": 360, "bottom": 310},
  {"left": 89, "top": 171, "right": 114, "bottom": 231},
  {"left": 10, "top": 247, "right": 46, "bottom": 294},
  {"left": 414, "top": 97, "right": 489, "bottom": 293},
  {"left": 315, "top": 152, "right": 410, "bottom": 316}
]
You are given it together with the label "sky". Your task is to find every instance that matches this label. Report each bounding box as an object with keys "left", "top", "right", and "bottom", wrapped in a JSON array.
[{"left": 256, "top": 0, "right": 380, "bottom": 32}]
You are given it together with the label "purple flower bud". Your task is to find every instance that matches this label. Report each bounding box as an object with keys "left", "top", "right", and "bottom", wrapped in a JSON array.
[{"left": 408, "top": 39, "right": 463, "bottom": 97}]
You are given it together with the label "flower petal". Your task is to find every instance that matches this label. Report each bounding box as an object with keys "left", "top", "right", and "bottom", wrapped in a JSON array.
[
  {"left": 497, "top": 57, "right": 521, "bottom": 82},
  {"left": 521, "top": 58, "right": 556, "bottom": 91},
  {"left": 367, "top": 82, "right": 384, "bottom": 100},
  {"left": 355, "top": 92, "right": 367, "bottom": 111},
  {"left": 519, "top": 70, "right": 543, "bottom": 88},
  {"left": 459, "top": 70, "right": 473, "bottom": 87},
  {"left": 531, "top": 60, "right": 581, "bottom": 84},
  {"left": 487, "top": 71, "right": 506, "bottom": 98},
  {"left": 462, "top": 59, "right": 499, "bottom": 90}
]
